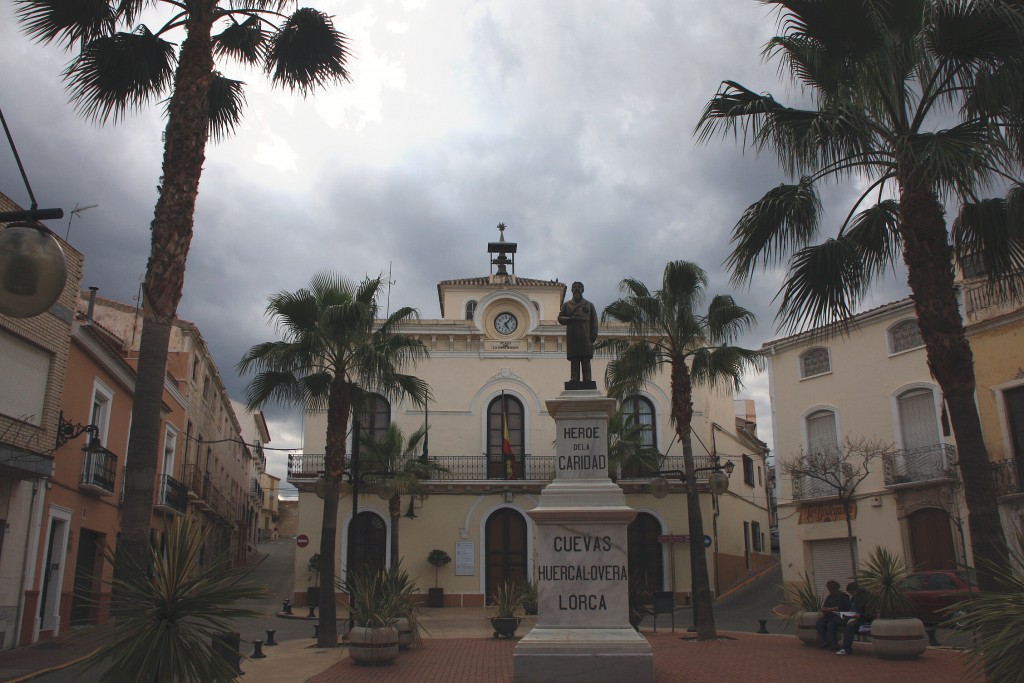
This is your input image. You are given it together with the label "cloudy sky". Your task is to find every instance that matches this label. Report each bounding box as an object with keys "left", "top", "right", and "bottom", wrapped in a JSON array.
[{"left": 1, "top": 1, "right": 910, "bottom": 491}]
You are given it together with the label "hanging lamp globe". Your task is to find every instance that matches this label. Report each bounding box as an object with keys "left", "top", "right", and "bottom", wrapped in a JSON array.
[{"left": 0, "top": 222, "right": 67, "bottom": 317}]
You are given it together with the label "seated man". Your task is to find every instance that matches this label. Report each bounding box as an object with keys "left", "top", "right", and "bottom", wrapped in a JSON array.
[
  {"left": 815, "top": 579, "right": 853, "bottom": 650},
  {"left": 836, "top": 582, "right": 873, "bottom": 655}
]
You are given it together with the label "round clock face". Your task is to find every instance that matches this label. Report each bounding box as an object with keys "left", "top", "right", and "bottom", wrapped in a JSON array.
[{"left": 494, "top": 312, "right": 519, "bottom": 335}]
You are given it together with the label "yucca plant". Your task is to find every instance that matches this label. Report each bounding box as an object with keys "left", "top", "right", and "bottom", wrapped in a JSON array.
[
  {"left": 857, "top": 546, "right": 912, "bottom": 618},
  {"left": 783, "top": 572, "right": 822, "bottom": 618},
  {"left": 491, "top": 578, "right": 525, "bottom": 618},
  {"left": 341, "top": 565, "right": 405, "bottom": 628},
  {"left": 949, "top": 524, "right": 1024, "bottom": 683},
  {"left": 81, "top": 515, "right": 264, "bottom": 683}
]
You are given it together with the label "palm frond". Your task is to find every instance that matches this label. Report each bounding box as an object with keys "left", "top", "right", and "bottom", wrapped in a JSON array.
[
  {"left": 15, "top": 0, "right": 114, "bottom": 49},
  {"left": 843, "top": 198, "right": 901, "bottom": 280},
  {"left": 603, "top": 341, "right": 661, "bottom": 399},
  {"left": 775, "top": 237, "right": 868, "bottom": 334},
  {"left": 906, "top": 122, "right": 1007, "bottom": 198},
  {"left": 726, "top": 178, "right": 822, "bottom": 284},
  {"left": 206, "top": 73, "right": 246, "bottom": 142},
  {"left": 705, "top": 294, "right": 758, "bottom": 344},
  {"left": 953, "top": 186, "right": 1024, "bottom": 295},
  {"left": 63, "top": 26, "right": 176, "bottom": 123},
  {"left": 689, "top": 346, "right": 764, "bottom": 390},
  {"left": 267, "top": 7, "right": 351, "bottom": 95},
  {"left": 214, "top": 15, "right": 266, "bottom": 65}
]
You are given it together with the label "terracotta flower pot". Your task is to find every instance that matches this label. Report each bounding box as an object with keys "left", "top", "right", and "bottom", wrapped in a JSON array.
[{"left": 348, "top": 626, "right": 399, "bottom": 665}]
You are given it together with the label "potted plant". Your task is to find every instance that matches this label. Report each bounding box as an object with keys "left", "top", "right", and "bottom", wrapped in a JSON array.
[
  {"left": 341, "top": 566, "right": 403, "bottom": 665},
  {"left": 489, "top": 578, "right": 524, "bottom": 638},
  {"left": 521, "top": 578, "right": 538, "bottom": 616},
  {"left": 427, "top": 549, "right": 451, "bottom": 608},
  {"left": 783, "top": 572, "right": 823, "bottom": 646},
  {"left": 858, "top": 546, "right": 926, "bottom": 658},
  {"left": 381, "top": 561, "right": 422, "bottom": 649},
  {"left": 306, "top": 553, "right": 321, "bottom": 607},
  {"left": 628, "top": 575, "right": 652, "bottom": 630}
]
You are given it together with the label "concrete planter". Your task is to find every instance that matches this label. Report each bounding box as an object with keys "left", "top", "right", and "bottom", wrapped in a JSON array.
[
  {"left": 348, "top": 626, "right": 399, "bottom": 665},
  {"left": 796, "top": 611, "right": 821, "bottom": 646},
  {"left": 489, "top": 616, "right": 522, "bottom": 638},
  {"left": 870, "top": 617, "right": 926, "bottom": 659},
  {"left": 394, "top": 617, "right": 414, "bottom": 649}
]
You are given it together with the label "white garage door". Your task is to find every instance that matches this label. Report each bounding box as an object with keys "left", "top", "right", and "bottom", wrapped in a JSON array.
[{"left": 810, "top": 538, "right": 858, "bottom": 596}]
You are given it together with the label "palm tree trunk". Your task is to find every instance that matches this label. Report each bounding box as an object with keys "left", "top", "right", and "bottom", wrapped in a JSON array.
[
  {"left": 898, "top": 184, "right": 1008, "bottom": 591},
  {"left": 389, "top": 493, "right": 400, "bottom": 570},
  {"left": 672, "top": 360, "right": 717, "bottom": 640},
  {"left": 117, "top": 10, "right": 215, "bottom": 575},
  {"left": 318, "top": 377, "right": 350, "bottom": 647}
]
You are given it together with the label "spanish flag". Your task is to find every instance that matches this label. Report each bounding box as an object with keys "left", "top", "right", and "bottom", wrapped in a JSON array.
[{"left": 502, "top": 393, "right": 515, "bottom": 479}]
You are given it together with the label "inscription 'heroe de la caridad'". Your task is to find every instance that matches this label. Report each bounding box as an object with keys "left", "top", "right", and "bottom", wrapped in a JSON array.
[{"left": 537, "top": 564, "right": 628, "bottom": 581}]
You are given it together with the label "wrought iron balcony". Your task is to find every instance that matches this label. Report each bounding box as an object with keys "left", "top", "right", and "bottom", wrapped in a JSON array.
[
  {"left": 156, "top": 475, "right": 189, "bottom": 514},
  {"left": 79, "top": 448, "right": 117, "bottom": 496},
  {"left": 790, "top": 473, "right": 837, "bottom": 501},
  {"left": 288, "top": 453, "right": 326, "bottom": 480},
  {"left": 992, "top": 458, "right": 1024, "bottom": 496},
  {"left": 883, "top": 443, "right": 958, "bottom": 487}
]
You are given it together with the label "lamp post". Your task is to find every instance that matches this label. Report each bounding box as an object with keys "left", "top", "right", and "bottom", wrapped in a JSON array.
[
  {"left": 0, "top": 106, "right": 67, "bottom": 318},
  {"left": 647, "top": 458, "right": 735, "bottom": 631}
]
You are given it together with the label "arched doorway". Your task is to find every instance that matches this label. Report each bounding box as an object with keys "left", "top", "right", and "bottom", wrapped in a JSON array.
[
  {"left": 628, "top": 512, "right": 664, "bottom": 592},
  {"left": 485, "top": 508, "right": 528, "bottom": 601},
  {"left": 347, "top": 511, "right": 387, "bottom": 578},
  {"left": 908, "top": 507, "right": 956, "bottom": 570}
]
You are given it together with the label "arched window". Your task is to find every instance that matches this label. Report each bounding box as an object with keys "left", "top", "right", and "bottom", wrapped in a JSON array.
[
  {"left": 357, "top": 394, "right": 390, "bottom": 441},
  {"left": 465, "top": 300, "right": 477, "bottom": 320},
  {"left": 487, "top": 395, "right": 524, "bottom": 479},
  {"left": 890, "top": 319, "right": 924, "bottom": 354},
  {"left": 800, "top": 409, "right": 838, "bottom": 499},
  {"left": 347, "top": 511, "right": 387, "bottom": 578},
  {"left": 622, "top": 395, "right": 656, "bottom": 450},
  {"left": 800, "top": 347, "right": 831, "bottom": 378}
]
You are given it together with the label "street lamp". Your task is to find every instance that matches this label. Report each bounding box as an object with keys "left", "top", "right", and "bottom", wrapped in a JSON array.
[
  {"left": 647, "top": 458, "right": 735, "bottom": 497},
  {"left": 0, "top": 107, "right": 67, "bottom": 318}
]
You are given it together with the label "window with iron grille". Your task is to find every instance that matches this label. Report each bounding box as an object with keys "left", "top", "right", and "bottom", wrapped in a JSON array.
[
  {"left": 800, "top": 347, "right": 831, "bottom": 378},
  {"left": 357, "top": 394, "right": 390, "bottom": 441},
  {"left": 890, "top": 319, "right": 924, "bottom": 354}
]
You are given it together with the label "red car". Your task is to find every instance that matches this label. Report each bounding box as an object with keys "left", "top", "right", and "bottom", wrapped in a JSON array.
[{"left": 900, "top": 570, "right": 978, "bottom": 625}]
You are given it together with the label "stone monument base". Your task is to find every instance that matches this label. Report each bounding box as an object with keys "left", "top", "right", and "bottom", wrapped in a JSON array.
[{"left": 512, "top": 627, "right": 654, "bottom": 683}]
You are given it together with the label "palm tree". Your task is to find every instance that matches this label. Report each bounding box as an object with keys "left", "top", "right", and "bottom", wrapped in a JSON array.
[
  {"left": 607, "top": 406, "right": 662, "bottom": 481},
  {"left": 360, "top": 423, "right": 448, "bottom": 569},
  {"left": 238, "top": 272, "right": 429, "bottom": 647},
  {"left": 599, "top": 260, "right": 763, "bottom": 640},
  {"left": 16, "top": 0, "right": 352, "bottom": 573},
  {"left": 82, "top": 515, "right": 263, "bottom": 683},
  {"left": 695, "top": 0, "right": 1023, "bottom": 586}
]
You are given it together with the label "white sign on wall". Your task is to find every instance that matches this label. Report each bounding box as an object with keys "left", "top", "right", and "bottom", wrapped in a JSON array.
[{"left": 455, "top": 541, "right": 474, "bottom": 576}]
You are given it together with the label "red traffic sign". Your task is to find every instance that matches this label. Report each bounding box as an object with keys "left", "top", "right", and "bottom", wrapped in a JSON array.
[{"left": 296, "top": 534, "right": 309, "bottom": 548}]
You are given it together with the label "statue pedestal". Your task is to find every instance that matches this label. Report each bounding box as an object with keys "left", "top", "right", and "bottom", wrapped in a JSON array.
[{"left": 512, "top": 390, "right": 654, "bottom": 683}]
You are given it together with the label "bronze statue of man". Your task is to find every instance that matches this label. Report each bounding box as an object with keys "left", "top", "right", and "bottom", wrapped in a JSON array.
[{"left": 558, "top": 281, "right": 599, "bottom": 386}]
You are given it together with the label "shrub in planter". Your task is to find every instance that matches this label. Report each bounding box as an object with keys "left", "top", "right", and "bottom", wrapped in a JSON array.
[
  {"left": 489, "top": 578, "right": 524, "bottom": 638},
  {"left": 427, "top": 549, "right": 451, "bottom": 608},
  {"left": 858, "top": 546, "right": 926, "bottom": 658},
  {"left": 783, "top": 572, "right": 823, "bottom": 646},
  {"left": 340, "top": 565, "right": 405, "bottom": 664}
]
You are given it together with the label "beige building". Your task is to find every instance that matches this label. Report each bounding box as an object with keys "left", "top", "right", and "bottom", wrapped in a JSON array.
[
  {"left": 766, "top": 298, "right": 981, "bottom": 596},
  {"left": 87, "top": 296, "right": 257, "bottom": 566},
  {"left": 259, "top": 472, "right": 281, "bottom": 541},
  {"left": 288, "top": 232, "right": 773, "bottom": 607},
  {"left": 960, "top": 267, "right": 1024, "bottom": 535},
  {"left": 0, "top": 193, "right": 83, "bottom": 649}
]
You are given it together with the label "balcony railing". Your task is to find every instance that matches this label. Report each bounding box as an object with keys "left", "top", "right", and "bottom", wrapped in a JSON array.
[
  {"left": 156, "top": 475, "right": 189, "bottom": 514},
  {"left": 286, "top": 453, "right": 723, "bottom": 485},
  {"left": 962, "top": 270, "right": 1024, "bottom": 324},
  {"left": 790, "top": 474, "right": 836, "bottom": 501},
  {"left": 80, "top": 448, "right": 117, "bottom": 496},
  {"left": 992, "top": 458, "right": 1024, "bottom": 496},
  {"left": 883, "top": 443, "right": 958, "bottom": 486}
]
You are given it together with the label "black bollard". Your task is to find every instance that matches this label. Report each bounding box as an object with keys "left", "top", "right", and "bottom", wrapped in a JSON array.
[
  {"left": 265, "top": 629, "right": 277, "bottom": 646},
  {"left": 926, "top": 627, "right": 941, "bottom": 646},
  {"left": 307, "top": 604, "right": 317, "bottom": 618},
  {"left": 313, "top": 622, "right": 319, "bottom": 639},
  {"left": 758, "top": 619, "right": 769, "bottom": 634},
  {"left": 252, "top": 640, "right": 266, "bottom": 659},
  {"left": 282, "top": 599, "right": 293, "bottom": 615}
]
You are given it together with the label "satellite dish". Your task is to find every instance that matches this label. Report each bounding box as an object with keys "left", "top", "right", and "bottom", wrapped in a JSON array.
[{"left": 0, "top": 223, "right": 68, "bottom": 318}]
